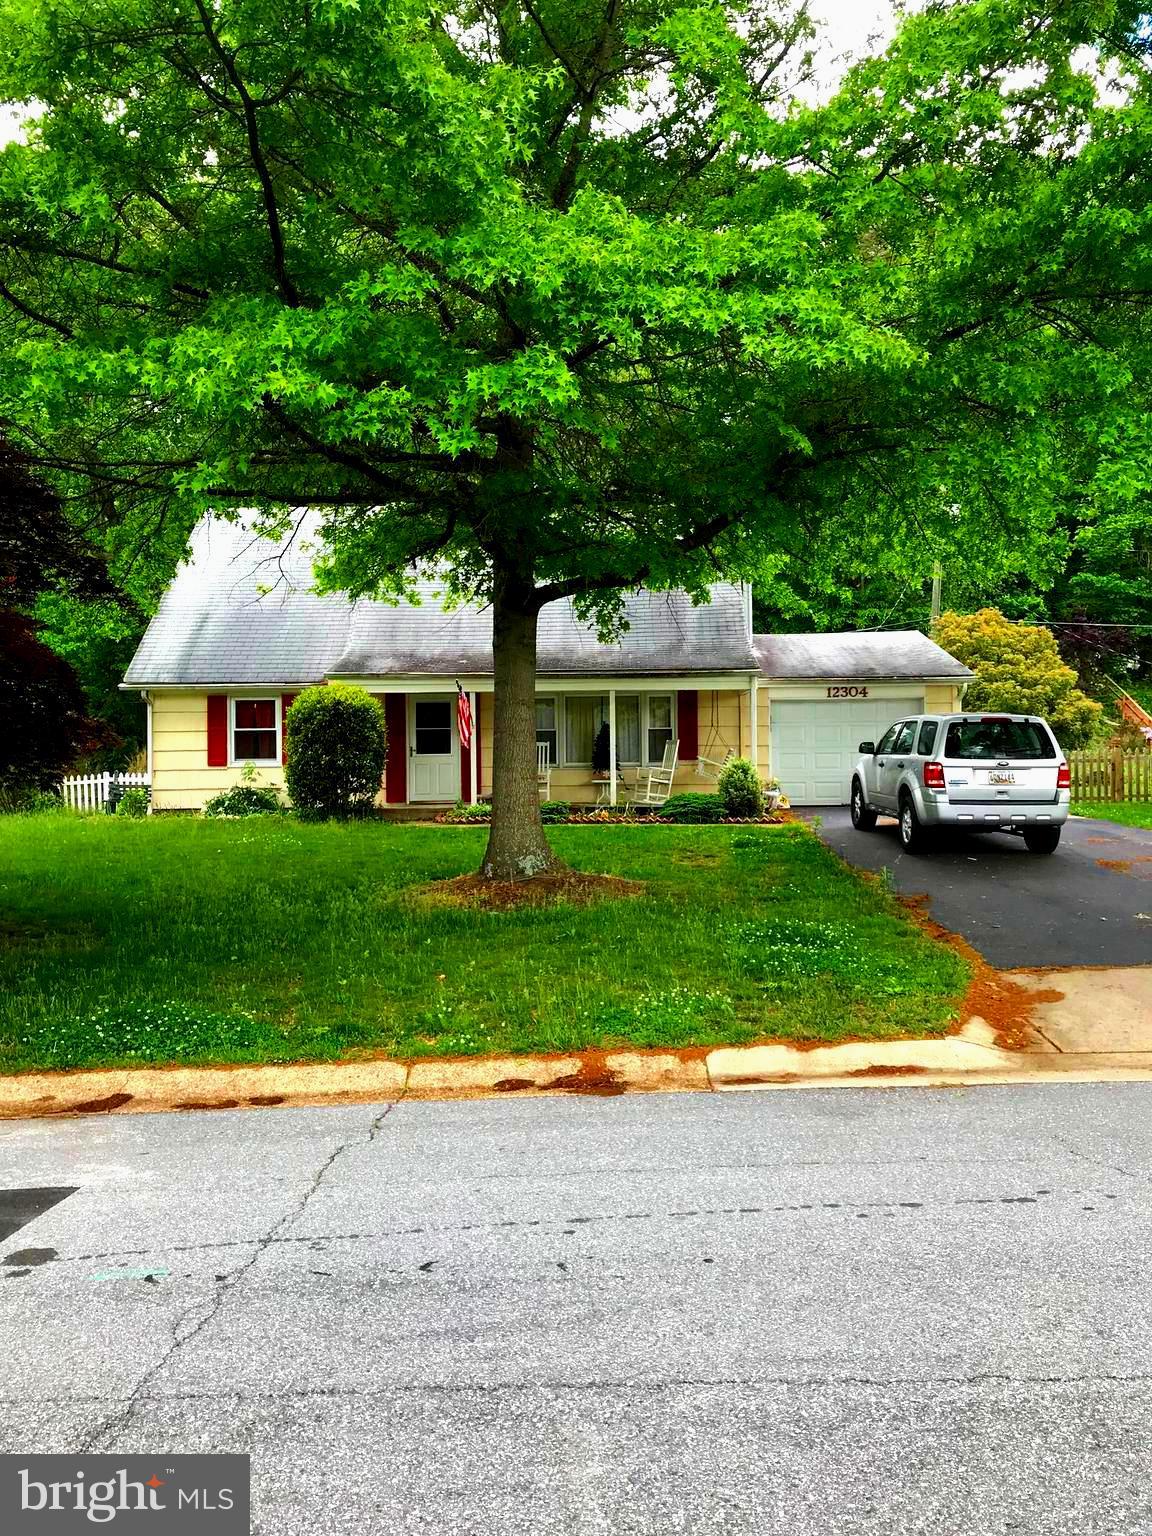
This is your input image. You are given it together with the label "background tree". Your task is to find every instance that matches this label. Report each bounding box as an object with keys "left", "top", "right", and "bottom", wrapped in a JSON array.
[
  {"left": 933, "top": 608, "right": 1103, "bottom": 748},
  {"left": 0, "top": 446, "right": 111, "bottom": 794},
  {"left": 0, "top": 1, "right": 1150, "bottom": 873}
]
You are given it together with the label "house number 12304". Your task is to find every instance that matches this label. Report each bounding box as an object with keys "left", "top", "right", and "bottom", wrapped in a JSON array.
[{"left": 826, "top": 686, "right": 869, "bottom": 699}]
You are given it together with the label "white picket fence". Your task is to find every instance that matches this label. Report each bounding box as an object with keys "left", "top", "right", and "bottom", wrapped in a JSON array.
[{"left": 60, "top": 771, "right": 150, "bottom": 813}]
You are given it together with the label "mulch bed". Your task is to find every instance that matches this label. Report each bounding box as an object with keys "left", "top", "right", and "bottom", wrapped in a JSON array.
[
  {"left": 412, "top": 871, "right": 646, "bottom": 911},
  {"left": 437, "top": 812, "right": 792, "bottom": 826}
]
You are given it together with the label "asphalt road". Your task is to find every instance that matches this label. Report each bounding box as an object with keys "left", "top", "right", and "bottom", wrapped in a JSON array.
[
  {"left": 806, "top": 809, "right": 1152, "bottom": 969},
  {"left": 4, "top": 1087, "right": 1152, "bottom": 1534}
]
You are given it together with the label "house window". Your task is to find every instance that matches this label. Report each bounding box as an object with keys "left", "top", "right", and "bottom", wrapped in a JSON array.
[
  {"left": 413, "top": 699, "right": 453, "bottom": 756},
  {"left": 561, "top": 694, "right": 674, "bottom": 766},
  {"left": 564, "top": 695, "right": 604, "bottom": 765},
  {"left": 647, "top": 695, "right": 674, "bottom": 763},
  {"left": 536, "top": 697, "right": 558, "bottom": 765},
  {"left": 232, "top": 698, "right": 278, "bottom": 762},
  {"left": 616, "top": 696, "right": 641, "bottom": 763}
]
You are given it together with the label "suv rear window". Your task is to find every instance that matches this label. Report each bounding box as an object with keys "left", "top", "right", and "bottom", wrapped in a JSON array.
[{"left": 944, "top": 720, "right": 1056, "bottom": 761}]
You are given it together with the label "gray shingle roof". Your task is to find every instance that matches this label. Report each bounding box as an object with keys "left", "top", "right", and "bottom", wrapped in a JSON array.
[
  {"left": 334, "top": 580, "right": 755, "bottom": 676},
  {"left": 124, "top": 516, "right": 354, "bottom": 686},
  {"left": 123, "top": 515, "right": 758, "bottom": 686},
  {"left": 754, "top": 630, "right": 973, "bottom": 681}
]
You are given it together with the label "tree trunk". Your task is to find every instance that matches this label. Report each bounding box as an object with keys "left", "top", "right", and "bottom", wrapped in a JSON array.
[{"left": 480, "top": 570, "right": 565, "bottom": 881}]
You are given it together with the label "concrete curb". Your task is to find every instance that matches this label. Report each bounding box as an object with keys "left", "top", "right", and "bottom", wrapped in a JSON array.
[
  {"left": 2, "top": 1021, "right": 1152, "bottom": 1120},
  {"left": 0, "top": 1049, "right": 710, "bottom": 1119}
]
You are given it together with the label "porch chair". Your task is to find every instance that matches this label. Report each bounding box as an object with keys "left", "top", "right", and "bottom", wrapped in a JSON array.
[
  {"left": 537, "top": 741, "right": 553, "bottom": 801},
  {"left": 626, "top": 738, "right": 679, "bottom": 809}
]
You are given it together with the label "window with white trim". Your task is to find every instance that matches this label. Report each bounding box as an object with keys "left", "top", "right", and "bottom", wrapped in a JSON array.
[
  {"left": 647, "top": 695, "right": 674, "bottom": 763},
  {"left": 535, "top": 697, "right": 558, "bottom": 765},
  {"left": 231, "top": 697, "right": 279, "bottom": 763},
  {"left": 560, "top": 694, "right": 675, "bottom": 766}
]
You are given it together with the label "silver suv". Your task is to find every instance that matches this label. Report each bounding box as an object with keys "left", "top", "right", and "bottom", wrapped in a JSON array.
[{"left": 850, "top": 713, "right": 1071, "bottom": 854}]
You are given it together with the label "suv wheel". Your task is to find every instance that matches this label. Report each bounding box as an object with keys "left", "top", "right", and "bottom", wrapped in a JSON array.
[
  {"left": 1023, "top": 826, "right": 1061, "bottom": 855},
  {"left": 898, "top": 792, "right": 930, "bottom": 854},
  {"left": 850, "top": 779, "right": 878, "bottom": 831}
]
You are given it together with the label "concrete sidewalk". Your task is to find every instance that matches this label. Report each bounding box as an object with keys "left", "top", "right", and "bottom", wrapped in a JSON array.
[{"left": 1, "top": 965, "right": 1150, "bottom": 1118}]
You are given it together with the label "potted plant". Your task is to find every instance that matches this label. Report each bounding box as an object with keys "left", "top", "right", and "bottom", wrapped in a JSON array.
[{"left": 590, "top": 720, "right": 612, "bottom": 780}]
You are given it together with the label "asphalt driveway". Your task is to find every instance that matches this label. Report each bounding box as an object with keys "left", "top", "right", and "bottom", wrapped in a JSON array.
[{"left": 805, "top": 810, "right": 1152, "bottom": 969}]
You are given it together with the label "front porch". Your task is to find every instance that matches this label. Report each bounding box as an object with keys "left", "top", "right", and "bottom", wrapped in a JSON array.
[{"left": 364, "top": 676, "right": 764, "bottom": 808}]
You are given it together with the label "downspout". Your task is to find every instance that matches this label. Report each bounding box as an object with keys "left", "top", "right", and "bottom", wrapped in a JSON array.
[{"left": 141, "top": 690, "right": 153, "bottom": 812}]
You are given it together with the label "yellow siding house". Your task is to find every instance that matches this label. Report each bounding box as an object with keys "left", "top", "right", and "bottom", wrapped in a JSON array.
[{"left": 124, "top": 517, "right": 971, "bottom": 811}]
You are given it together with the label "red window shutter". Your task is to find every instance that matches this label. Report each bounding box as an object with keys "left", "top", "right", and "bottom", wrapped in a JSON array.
[
  {"left": 280, "top": 694, "right": 297, "bottom": 765},
  {"left": 206, "top": 695, "right": 228, "bottom": 767},
  {"left": 677, "top": 690, "right": 699, "bottom": 760},
  {"left": 384, "top": 693, "right": 407, "bottom": 804}
]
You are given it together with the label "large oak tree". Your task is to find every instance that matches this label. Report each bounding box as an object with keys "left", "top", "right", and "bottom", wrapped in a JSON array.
[{"left": 0, "top": 0, "right": 1149, "bottom": 873}]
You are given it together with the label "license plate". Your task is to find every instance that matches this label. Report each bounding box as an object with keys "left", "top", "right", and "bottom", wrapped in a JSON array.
[{"left": 987, "top": 771, "right": 1016, "bottom": 785}]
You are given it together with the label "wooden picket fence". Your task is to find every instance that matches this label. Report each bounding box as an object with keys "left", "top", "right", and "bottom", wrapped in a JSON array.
[
  {"left": 1067, "top": 750, "right": 1152, "bottom": 804},
  {"left": 60, "top": 771, "right": 150, "bottom": 813}
]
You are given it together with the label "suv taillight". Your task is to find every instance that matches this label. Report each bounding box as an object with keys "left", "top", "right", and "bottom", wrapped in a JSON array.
[
  {"left": 1057, "top": 762, "right": 1070, "bottom": 790},
  {"left": 923, "top": 761, "right": 946, "bottom": 790}
]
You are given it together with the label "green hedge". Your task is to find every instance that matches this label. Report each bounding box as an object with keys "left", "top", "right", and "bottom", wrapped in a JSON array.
[{"left": 658, "top": 793, "right": 725, "bottom": 824}]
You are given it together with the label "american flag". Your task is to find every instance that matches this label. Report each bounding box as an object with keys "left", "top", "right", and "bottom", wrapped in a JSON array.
[{"left": 456, "top": 685, "right": 473, "bottom": 751}]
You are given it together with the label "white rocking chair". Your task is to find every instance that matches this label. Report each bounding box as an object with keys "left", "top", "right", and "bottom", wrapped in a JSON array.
[
  {"left": 626, "top": 738, "right": 679, "bottom": 809},
  {"left": 537, "top": 741, "right": 553, "bottom": 801}
]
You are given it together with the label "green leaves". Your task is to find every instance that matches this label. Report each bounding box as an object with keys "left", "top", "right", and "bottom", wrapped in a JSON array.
[{"left": 0, "top": 0, "right": 1147, "bottom": 624}]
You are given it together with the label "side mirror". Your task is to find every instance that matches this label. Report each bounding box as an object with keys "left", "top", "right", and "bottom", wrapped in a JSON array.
[{"left": 858, "top": 740, "right": 876, "bottom": 756}]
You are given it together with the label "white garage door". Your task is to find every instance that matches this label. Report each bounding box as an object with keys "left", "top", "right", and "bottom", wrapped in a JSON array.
[{"left": 771, "top": 696, "right": 923, "bottom": 806}]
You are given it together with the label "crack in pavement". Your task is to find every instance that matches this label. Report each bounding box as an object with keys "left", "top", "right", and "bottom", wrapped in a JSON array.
[
  {"left": 15, "top": 1371, "right": 1152, "bottom": 1406},
  {"left": 1048, "top": 1135, "right": 1147, "bottom": 1183},
  {"left": 20, "top": 1184, "right": 1120, "bottom": 1273},
  {"left": 78, "top": 1099, "right": 402, "bottom": 1452}
]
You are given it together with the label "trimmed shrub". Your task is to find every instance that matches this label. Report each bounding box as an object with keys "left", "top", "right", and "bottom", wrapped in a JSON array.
[
  {"left": 718, "top": 756, "right": 763, "bottom": 819},
  {"left": 659, "top": 792, "right": 725, "bottom": 824},
  {"left": 114, "top": 786, "right": 150, "bottom": 818},
  {"left": 284, "top": 684, "right": 387, "bottom": 820},
  {"left": 540, "top": 800, "right": 571, "bottom": 823},
  {"left": 591, "top": 722, "right": 611, "bottom": 775},
  {"left": 204, "top": 784, "right": 282, "bottom": 818}
]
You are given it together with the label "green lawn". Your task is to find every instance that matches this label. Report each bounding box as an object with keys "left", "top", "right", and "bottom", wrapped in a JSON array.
[
  {"left": 0, "top": 816, "right": 970, "bottom": 1073},
  {"left": 1072, "top": 801, "right": 1152, "bottom": 830}
]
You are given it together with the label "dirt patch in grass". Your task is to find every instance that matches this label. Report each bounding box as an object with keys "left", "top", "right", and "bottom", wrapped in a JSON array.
[
  {"left": 898, "top": 894, "right": 1062, "bottom": 1050},
  {"left": 0, "top": 918, "right": 94, "bottom": 951},
  {"left": 413, "top": 871, "right": 646, "bottom": 911}
]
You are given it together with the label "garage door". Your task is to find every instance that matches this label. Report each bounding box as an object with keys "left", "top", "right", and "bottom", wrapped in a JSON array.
[{"left": 771, "top": 696, "right": 923, "bottom": 805}]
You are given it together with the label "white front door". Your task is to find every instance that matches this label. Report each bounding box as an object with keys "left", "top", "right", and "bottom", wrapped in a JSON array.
[{"left": 409, "top": 696, "right": 459, "bottom": 801}]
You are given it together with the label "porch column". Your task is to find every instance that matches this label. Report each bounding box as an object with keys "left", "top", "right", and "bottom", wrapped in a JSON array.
[
  {"left": 608, "top": 688, "right": 617, "bottom": 806},
  {"left": 469, "top": 691, "right": 479, "bottom": 804},
  {"left": 748, "top": 676, "right": 759, "bottom": 774}
]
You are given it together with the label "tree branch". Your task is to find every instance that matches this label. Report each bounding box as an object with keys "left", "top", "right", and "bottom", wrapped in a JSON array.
[{"left": 191, "top": 0, "right": 301, "bottom": 306}]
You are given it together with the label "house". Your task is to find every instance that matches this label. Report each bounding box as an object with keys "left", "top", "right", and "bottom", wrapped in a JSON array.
[{"left": 123, "top": 516, "right": 973, "bottom": 809}]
